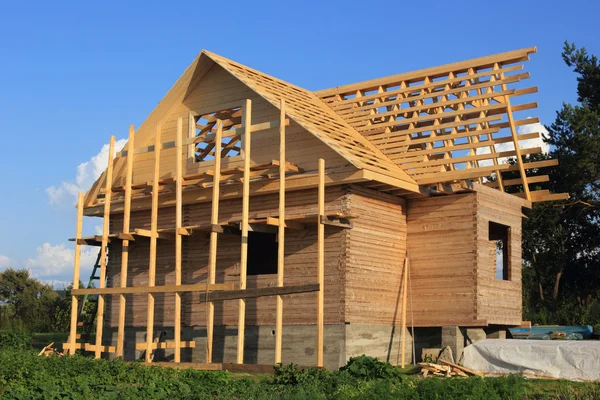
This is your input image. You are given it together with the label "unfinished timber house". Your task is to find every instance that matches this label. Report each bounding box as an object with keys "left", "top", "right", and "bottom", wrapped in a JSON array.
[{"left": 65, "top": 47, "right": 566, "bottom": 370}]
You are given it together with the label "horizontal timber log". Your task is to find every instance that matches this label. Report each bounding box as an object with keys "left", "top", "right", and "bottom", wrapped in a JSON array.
[
  {"left": 72, "top": 283, "right": 235, "bottom": 295},
  {"left": 198, "top": 283, "right": 320, "bottom": 302}
]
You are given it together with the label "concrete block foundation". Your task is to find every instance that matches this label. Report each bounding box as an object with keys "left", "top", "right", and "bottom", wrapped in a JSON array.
[{"left": 104, "top": 323, "right": 412, "bottom": 370}]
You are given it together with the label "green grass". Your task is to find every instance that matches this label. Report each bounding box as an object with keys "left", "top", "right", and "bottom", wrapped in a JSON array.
[{"left": 0, "top": 347, "right": 599, "bottom": 399}]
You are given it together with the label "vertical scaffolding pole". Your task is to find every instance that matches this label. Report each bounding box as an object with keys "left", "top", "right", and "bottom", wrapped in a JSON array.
[
  {"left": 95, "top": 135, "right": 115, "bottom": 358},
  {"left": 317, "top": 158, "right": 325, "bottom": 368},
  {"left": 206, "top": 120, "right": 223, "bottom": 364},
  {"left": 145, "top": 124, "right": 161, "bottom": 363},
  {"left": 237, "top": 98, "right": 252, "bottom": 364},
  {"left": 401, "top": 255, "right": 409, "bottom": 368},
  {"left": 117, "top": 125, "right": 135, "bottom": 358},
  {"left": 174, "top": 117, "right": 183, "bottom": 362},
  {"left": 68, "top": 192, "right": 84, "bottom": 355},
  {"left": 275, "top": 99, "right": 286, "bottom": 365}
]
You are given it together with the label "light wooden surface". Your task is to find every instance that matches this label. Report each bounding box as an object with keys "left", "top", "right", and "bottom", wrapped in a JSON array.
[
  {"left": 275, "top": 99, "right": 286, "bottom": 364},
  {"left": 94, "top": 136, "right": 115, "bottom": 358},
  {"left": 174, "top": 117, "right": 183, "bottom": 362},
  {"left": 317, "top": 158, "right": 325, "bottom": 367},
  {"left": 206, "top": 119, "right": 223, "bottom": 364},
  {"left": 68, "top": 193, "right": 84, "bottom": 356},
  {"left": 401, "top": 255, "right": 409, "bottom": 367},
  {"left": 237, "top": 98, "right": 252, "bottom": 364},
  {"left": 145, "top": 125, "right": 161, "bottom": 363},
  {"left": 117, "top": 125, "right": 135, "bottom": 357}
]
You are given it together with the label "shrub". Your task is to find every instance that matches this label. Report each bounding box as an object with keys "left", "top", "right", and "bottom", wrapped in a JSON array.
[
  {"left": 0, "top": 331, "right": 32, "bottom": 350},
  {"left": 339, "top": 355, "right": 405, "bottom": 381}
]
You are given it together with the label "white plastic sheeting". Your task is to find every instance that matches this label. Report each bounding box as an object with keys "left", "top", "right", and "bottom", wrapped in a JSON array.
[{"left": 462, "top": 339, "right": 600, "bottom": 381}]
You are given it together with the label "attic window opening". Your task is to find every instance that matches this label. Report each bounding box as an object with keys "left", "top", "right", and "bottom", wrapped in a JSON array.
[
  {"left": 489, "top": 221, "right": 510, "bottom": 281},
  {"left": 194, "top": 106, "right": 243, "bottom": 162},
  {"left": 247, "top": 231, "right": 278, "bottom": 276}
]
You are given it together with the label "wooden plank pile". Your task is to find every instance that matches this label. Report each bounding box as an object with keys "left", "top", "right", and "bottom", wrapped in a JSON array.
[
  {"left": 38, "top": 342, "right": 64, "bottom": 357},
  {"left": 418, "top": 360, "right": 483, "bottom": 378}
]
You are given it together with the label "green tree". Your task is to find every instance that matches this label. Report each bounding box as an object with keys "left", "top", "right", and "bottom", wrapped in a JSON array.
[
  {"left": 521, "top": 42, "right": 600, "bottom": 323},
  {"left": 0, "top": 269, "right": 59, "bottom": 331}
]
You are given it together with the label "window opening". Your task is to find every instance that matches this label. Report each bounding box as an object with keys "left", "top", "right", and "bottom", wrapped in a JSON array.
[
  {"left": 247, "top": 231, "right": 278, "bottom": 275},
  {"left": 194, "top": 106, "right": 242, "bottom": 162},
  {"left": 489, "top": 221, "right": 510, "bottom": 280}
]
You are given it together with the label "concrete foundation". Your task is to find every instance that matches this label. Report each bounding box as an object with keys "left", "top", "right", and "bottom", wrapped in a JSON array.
[
  {"left": 441, "top": 326, "right": 464, "bottom": 361},
  {"left": 104, "top": 323, "right": 412, "bottom": 370}
]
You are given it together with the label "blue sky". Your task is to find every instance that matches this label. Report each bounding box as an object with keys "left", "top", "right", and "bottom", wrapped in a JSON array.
[{"left": 0, "top": 0, "right": 598, "bottom": 285}]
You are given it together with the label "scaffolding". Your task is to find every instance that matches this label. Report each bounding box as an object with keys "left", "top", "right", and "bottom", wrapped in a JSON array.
[{"left": 64, "top": 98, "right": 327, "bottom": 369}]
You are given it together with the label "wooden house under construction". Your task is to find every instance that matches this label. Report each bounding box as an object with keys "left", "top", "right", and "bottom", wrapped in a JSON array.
[{"left": 65, "top": 47, "right": 566, "bottom": 370}]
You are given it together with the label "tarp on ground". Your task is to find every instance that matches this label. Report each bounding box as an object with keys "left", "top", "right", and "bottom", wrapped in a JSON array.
[{"left": 462, "top": 339, "right": 600, "bottom": 381}]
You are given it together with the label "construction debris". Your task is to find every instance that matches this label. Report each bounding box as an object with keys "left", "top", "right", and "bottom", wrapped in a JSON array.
[
  {"left": 418, "top": 359, "right": 483, "bottom": 378},
  {"left": 38, "top": 342, "right": 64, "bottom": 357}
]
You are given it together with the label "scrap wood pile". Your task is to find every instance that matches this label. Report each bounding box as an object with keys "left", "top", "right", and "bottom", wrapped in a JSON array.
[
  {"left": 38, "top": 342, "right": 64, "bottom": 357},
  {"left": 418, "top": 360, "right": 483, "bottom": 378}
]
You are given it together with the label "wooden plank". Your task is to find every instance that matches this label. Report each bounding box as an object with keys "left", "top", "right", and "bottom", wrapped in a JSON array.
[
  {"left": 415, "top": 164, "right": 511, "bottom": 185},
  {"left": 506, "top": 159, "right": 559, "bottom": 171},
  {"left": 68, "top": 193, "right": 84, "bottom": 355},
  {"left": 135, "top": 341, "right": 196, "bottom": 350},
  {"left": 145, "top": 124, "right": 161, "bottom": 363},
  {"left": 401, "top": 255, "right": 409, "bottom": 367},
  {"left": 237, "top": 98, "right": 252, "bottom": 365},
  {"left": 117, "top": 125, "right": 135, "bottom": 358},
  {"left": 317, "top": 158, "right": 325, "bottom": 368},
  {"left": 95, "top": 136, "right": 115, "bottom": 359},
  {"left": 134, "top": 228, "right": 175, "bottom": 240},
  {"left": 199, "top": 284, "right": 320, "bottom": 302},
  {"left": 72, "top": 283, "right": 235, "bottom": 295},
  {"left": 174, "top": 117, "right": 183, "bottom": 363},
  {"left": 276, "top": 99, "right": 286, "bottom": 365},
  {"left": 438, "top": 359, "right": 484, "bottom": 377},
  {"left": 316, "top": 47, "right": 536, "bottom": 96},
  {"left": 501, "top": 70, "right": 530, "bottom": 201},
  {"left": 531, "top": 193, "right": 570, "bottom": 202},
  {"left": 265, "top": 217, "right": 305, "bottom": 230},
  {"left": 206, "top": 119, "right": 223, "bottom": 364},
  {"left": 485, "top": 175, "right": 549, "bottom": 188}
]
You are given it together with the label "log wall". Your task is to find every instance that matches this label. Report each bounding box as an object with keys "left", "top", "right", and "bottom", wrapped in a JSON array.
[
  {"left": 406, "top": 185, "right": 524, "bottom": 327},
  {"left": 406, "top": 194, "right": 479, "bottom": 327},
  {"left": 474, "top": 185, "right": 523, "bottom": 325},
  {"left": 344, "top": 186, "right": 407, "bottom": 325},
  {"left": 105, "top": 186, "right": 349, "bottom": 328}
]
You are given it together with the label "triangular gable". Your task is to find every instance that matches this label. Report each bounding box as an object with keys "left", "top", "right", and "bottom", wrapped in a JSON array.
[
  {"left": 201, "top": 51, "right": 416, "bottom": 186},
  {"left": 84, "top": 53, "right": 215, "bottom": 206},
  {"left": 85, "top": 51, "right": 418, "bottom": 205}
]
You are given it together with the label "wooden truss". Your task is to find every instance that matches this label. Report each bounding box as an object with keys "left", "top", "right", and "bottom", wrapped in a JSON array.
[
  {"left": 65, "top": 99, "right": 330, "bottom": 369},
  {"left": 317, "top": 47, "right": 567, "bottom": 202}
]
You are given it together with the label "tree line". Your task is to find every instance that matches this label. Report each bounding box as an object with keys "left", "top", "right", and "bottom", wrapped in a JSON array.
[{"left": 519, "top": 42, "right": 600, "bottom": 327}]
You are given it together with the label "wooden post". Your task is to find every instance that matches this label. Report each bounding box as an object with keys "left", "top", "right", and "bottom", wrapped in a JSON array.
[
  {"left": 500, "top": 68, "right": 530, "bottom": 201},
  {"left": 317, "top": 158, "right": 325, "bottom": 368},
  {"left": 401, "top": 255, "right": 409, "bottom": 367},
  {"left": 116, "top": 125, "right": 135, "bottom": 358},
  {"left": 206, "top": 120, "right": 223, "bottom": 364},
  {"left": 174, "top": 117, "right": 183, "bottom": 363},
  {"left": 145, "top": 124, "right": 161, "bottom": 363},
  {"left": 68, "top": 192, "right": 84, "bottom": 355},
  {"left": 275, "top": 99, "right": 286, "bottom": 365},
  {"left": 237, "top": 98, "right": 252, "bottom": 365},
  {"left": 95, "top": 135, "right": 115, "bottom": 359}
]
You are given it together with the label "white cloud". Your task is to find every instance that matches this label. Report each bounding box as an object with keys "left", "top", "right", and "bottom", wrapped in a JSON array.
[
  {"left": 47, "top": 138, "right": 127, "bottom": 206},
  {"left": 0, "top": 255, "right": 16, "bottom": 270},
  {"left": 25, "top": 242, "right": 98, "bottom": 282},
  {"left": 477, "top": 119, "right": 550, "bottom": 167}
]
